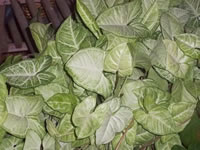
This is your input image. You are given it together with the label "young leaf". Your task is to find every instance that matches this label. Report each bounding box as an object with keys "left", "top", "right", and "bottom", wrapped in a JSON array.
[
  {"left": 0, "top": 56, "right": 55, "bottom": 89},
  {"left": 66, "top": 48, "right": 113, "bottom": 98},
  {"left": 76, "top": 0, "right": 102, "bottom": 38},
  {"left": 46, "top": 93, "right": 78, "bottom": 114},
  {"left": 72, "top": 96, "right": 108, "bottom": 138},
  {"left": 42, "top": 134, "right": 56, "bottom": 150},
  {"left": 56, "top": 16, "right": 95, "bottom": 63},
  {"left": 104, "top": 43, "right": 133, "bottom": 77},
  {"left": 134, "top": 106, "right": 176, "bottom": 135},
  {"left": 96, "top": 98, "right": 133, "bottom": 145}
]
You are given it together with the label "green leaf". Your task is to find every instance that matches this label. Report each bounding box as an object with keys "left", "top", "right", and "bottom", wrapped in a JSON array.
[
  {"left": 47, "top": 93, "right": 78, "bottom": 114},
  {"left": 2, "top": 95, "right": 44, "bottom": 138},
  {"left": 23, "top": 130, "right": 41, "bottom": 150},
  {"left": 43, "top": 40, "right": 62, "bottom": 64},
  {"left": 135, "top": 125, "right": 155, "bottom": 145},
  {"left": 0, "top": 136, "right": 24, "bottom": 150},
  {"left": 125, "top": 121, "right": 137, "bottom": 146},
  {"left": 148, "top": 67, "right": 168, "bottom": 91},
  {"left": 105, "top": 0, "right": 129, "bottom": 7},
  {"left": 76, "top": 0, "right": 102, "bottom": 38},
  {"left": 29, "top": 23, "right": 51, "bottom": 53},
  {"left": 56, "top": 16, "right": 95, "bottom": 63},
  {"left": 72, "top": 96, "right": 108, "bottom": 138},
  {"left": 10, "top": 87, "right": 34, "bottom": 96},
  {"left": 155, "top": 134, "right": 182, "bottom": 150},
  {"left": 0, "top": 127, "right": 5, "bottom": 142},
  {"left": 96, "top": 98, "right": 133, "bottom": 145},
  {"left": 104, "top": 43, "right": 133, "bottom": 77},
  {"left": 175, "top": 33, "right": 200, "bottom": 59},
  {"left": 35, "top": 83, "right": 69, "bottom": 101},
  {"left": 0, "top": 75, "right": 8, "bottom": 125},
  {"left": 0, "top": 56, "right": 55, "bottom": 89},
  {"left": 134, "top": 106, "right": 176, "bottom": 135},
  {"left": 160, "top": 13, "right": 183, "bottom": 40},
  {"left": 151, "top": 39, "right": 194, "bottom": 79},
  {"left": 141, "top": 0, "right": 159, "bottom": 30},
  {"left": 97, "top": 1, "right": 149, "bottom": 38},
  {"left": 42, "top": 134, "right": 56, "bottom": 150},
  {"left": 66, "top": 48, "right": 113, "bottom": 98},
  {"left": 121, "top": 79, "right": 158, "bottom": 111},
  {"left": 57, "top": 113, "right": 76, "bottom": 142},
  {"left": 81, "top": 0, "right": 107, "bottom": 18},
  {"left": 134, "top": 87, "right": 171, "bottom": 111},
  {"left": 106, "top": 33, "right": 136, "bottom": 50}
]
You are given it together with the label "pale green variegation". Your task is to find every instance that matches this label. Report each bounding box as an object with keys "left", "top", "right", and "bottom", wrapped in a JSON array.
[
  {"left": 104, "top": 43, "right": 133, "bottom": 77},
  {"left": 134, "top": 106, "right": 176, "bottom": 135},
  {"left": 72, "top": 96, "right": 108, "bottom": 138},
  {"left": 42, "top": 134, "right": 56, "bottom": 150},
  {"left": 57, "top": 113, "right": 76, "bottom": 142},
  {"left": 121, "top": 79, "right": 158, "bottom": 111},
  {"left": 1, "top": 0, "right": 200, "bottom": 149},
  {"left": 66, "top": 48, "right": 112, "bottom": 98},
  {"left": 96, "top": 98, "right": 133, "bottom": 145},
  {"left": 155, "top": 134, "right": 182, "bottom": 150},
  {"left": 46, "top": 93, "right": 78, "bottom": 114},
  {"left": 135, "top": 125, "right": 155, "bottom": 145},
  {"left": 76, "top": 0, "right": 102, "bottom": 38},
  {"left": 160, "top": 13, "right": 183, "bottom": 40},
  {"left": 44, "top": 40, "right": 62, "bottom": 64},
  {"left": 0, "top": 136, "right": 24, "bottom": 150},
  {"left": 23, "top": 130, "right": 41, "bottom": 150},
  {"left": 81, "top": 0, "right": 107, "bottom": 18},
  {"left": 0, "top": 75, "right": 8, "bottom": 125},
  {"left": 175, "top": 33, "right": 200, "bottom": 59},
  {"left": 2, "top": 95, "right": 45, "bottom": 138},
  {"left": 29, "top": 23, "right": 50, "bottom": 52},
  {"left": 97, "top": 0, "right": 149, "bottom": 38},
  {"left": 141, "top": 0, "right": 159, "bottom": 30},
  {"left": 105, "top": 0, "right": 129, "bottom": 7},
  {"left": 106, "top": 33, "right": 136, "bottom": 50},
  {"left": 56, "top": 16, "right": 95, "bottom": 63},
  {"left": 151, "top": 39, "right": 194, "bottom": 79},
  {"left": 0, "top": 56, "right": 55, "bottom": 88}
]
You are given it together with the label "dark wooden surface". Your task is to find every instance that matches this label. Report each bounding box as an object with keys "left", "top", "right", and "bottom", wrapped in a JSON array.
[{"left": 0, "top": 0, "right": 75, "bottom": 64}]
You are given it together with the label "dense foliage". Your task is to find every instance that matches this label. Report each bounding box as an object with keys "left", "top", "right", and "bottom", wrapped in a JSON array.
[{"left": 0, "top": 0, "right": 200, "bottom": 149}]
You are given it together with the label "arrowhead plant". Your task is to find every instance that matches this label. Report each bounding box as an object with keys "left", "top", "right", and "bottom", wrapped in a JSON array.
[{"left": 0, "top": 0, "right": 200, "bottom": 149}]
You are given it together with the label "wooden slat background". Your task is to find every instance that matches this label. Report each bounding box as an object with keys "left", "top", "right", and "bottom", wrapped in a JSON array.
[{"left": 0, "top": 0, "right": 75, "bottom": 63}]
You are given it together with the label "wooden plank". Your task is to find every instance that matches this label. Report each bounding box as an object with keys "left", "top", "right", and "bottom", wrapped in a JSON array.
[
  {"left": 41, "top": 0, "right": 61, "bottom": 29},
  {"left": 56, "top": 0, "right": 71, "bottom": 18},
  {"left": 7, "top": 16, "right": 23, "bottom": 48},
  {"left": 0, "top": 0, "right": 41, "bottom": 5},
  {"left": 54, "top": 3, "right": 63, "bottom": 22},
  {"left": 0, "top": 5, "right": 8, "bottom": 53},
  {"left": 11, "top": 0, "right": 35, "bottom": 53},
  {"left": 1, "top": 42, "right": 28, "bottom": 53}
]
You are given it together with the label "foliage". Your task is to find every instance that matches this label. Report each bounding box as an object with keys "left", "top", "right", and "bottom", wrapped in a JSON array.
[{"left": 0, "top": 0, "right": 200, "bottom": 149}]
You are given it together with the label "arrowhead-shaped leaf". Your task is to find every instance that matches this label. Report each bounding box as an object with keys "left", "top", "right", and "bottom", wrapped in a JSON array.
[
  {"left": 134, "top": 106, "right": 176, "bottom": 135},
  {"left": 56, "top": 16, "right": 95, "bottom": 63},
  {"left": 66, "top": 48, "right": 113, "bottom": 98},
  {"left": 72, "top": 96, "right": 108, "bottom": 138},
  {"left": 0, "top": 56, "right": 55, "bottom": 88},
  {"left": 96, "top": 98, "right": 133, "bottom": 145},
  {"left": 104, "top": 43, "right": 133, "bottom": 77}
]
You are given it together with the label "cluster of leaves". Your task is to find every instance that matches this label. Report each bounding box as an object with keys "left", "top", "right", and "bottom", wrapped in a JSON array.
[{"left": 0, "top": 0, "right": 200, "bottom": 149}]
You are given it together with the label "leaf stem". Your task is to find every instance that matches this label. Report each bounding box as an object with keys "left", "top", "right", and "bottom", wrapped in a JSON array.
[{"left": 114, "top": 119, "right": 134, "bottom": 150}]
